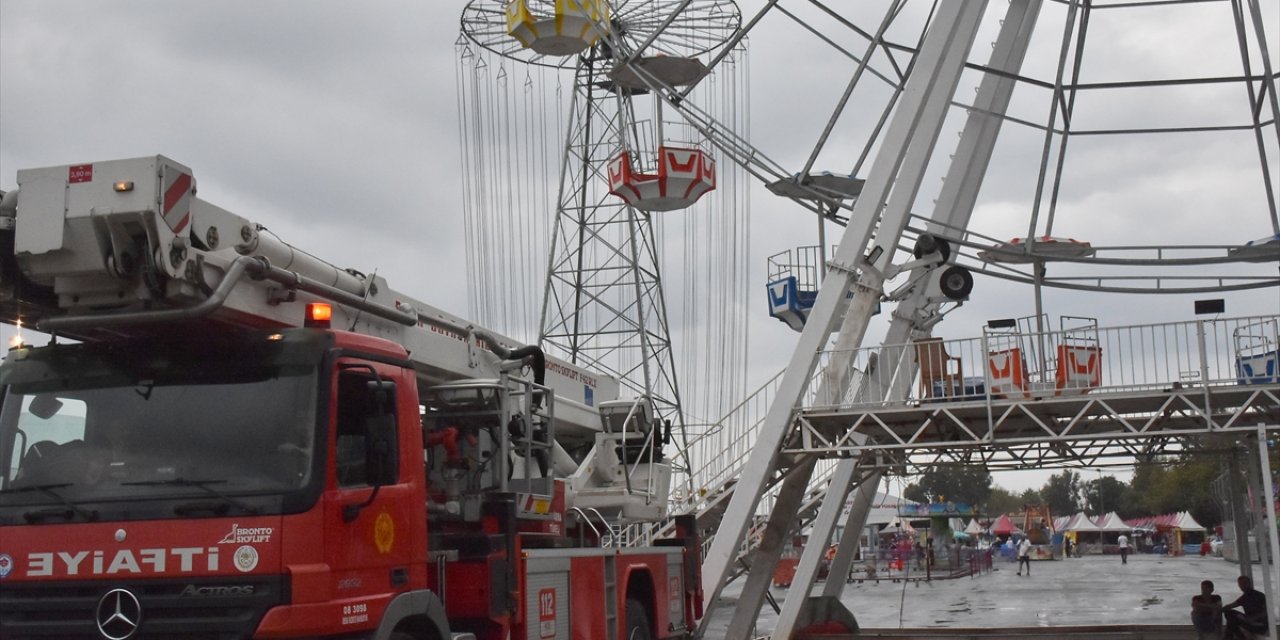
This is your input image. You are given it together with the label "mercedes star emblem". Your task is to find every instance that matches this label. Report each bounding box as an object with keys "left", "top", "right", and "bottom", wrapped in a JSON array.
[{"left": 96, "top": 588, "right": 142, "bottom": 640}]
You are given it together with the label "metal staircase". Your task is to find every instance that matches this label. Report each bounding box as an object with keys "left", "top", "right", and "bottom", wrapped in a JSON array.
[{"left": 615, "top": 366, "right": 857, "bottom": 592}]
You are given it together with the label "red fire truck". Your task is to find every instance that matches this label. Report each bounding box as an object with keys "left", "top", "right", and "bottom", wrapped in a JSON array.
[{"left": 0, "top": 156, "right": 701, "bottom": 639}]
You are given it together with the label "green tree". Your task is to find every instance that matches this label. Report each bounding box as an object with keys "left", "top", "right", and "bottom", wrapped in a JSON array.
[
  {"left": 1126, "top": 453, "right": 1224, "bottom": 527},
  {"left": 1018, "top": 488, "right": 1042, "bottom": 505},
  {"left": 984, "top": 486, "right": 1024, "bottom": 515},
  {"left": 1083, "top": 476, "right": 1129, "bottom": 516},
  {"left": 1125, "top": 460, "right": 1169, "bottom": 515},
  {"left": 903, "top": 465, "right": 993, "bottom": 506},
  {"left": 1040, "top": 470, "right": 1082, "bottom": 517}
]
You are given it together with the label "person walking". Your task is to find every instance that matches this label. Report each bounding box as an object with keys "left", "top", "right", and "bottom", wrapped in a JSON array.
[
  {"left": 1118, "top": 533, "right": 1130, "bottom": 564},
  {"left": 1016, "top": 537, "right": 1032, "bottom": 576}
]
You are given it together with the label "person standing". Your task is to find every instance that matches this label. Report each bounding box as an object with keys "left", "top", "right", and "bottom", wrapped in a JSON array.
[
  {"left": 1118, "top": 533, "right": 1130, "bottom": 564},
  {"left": 1016, "top": 537, "right": 1032, "bottom": 576},
  {"left": 1224, "top": 575, "right": 1268, "bottom": 639},
  {"left": 1191, "top": 580, "right": 1223, "bottom": 639}
]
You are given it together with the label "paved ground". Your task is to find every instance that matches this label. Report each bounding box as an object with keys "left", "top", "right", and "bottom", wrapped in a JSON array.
[{"left": 707, "top": 553, "right": 1257, "bottom": 636}]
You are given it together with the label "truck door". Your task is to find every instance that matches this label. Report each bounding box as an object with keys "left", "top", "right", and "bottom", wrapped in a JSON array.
[{"left": 325, "top": 361, "right": 416, "bottom": 626}]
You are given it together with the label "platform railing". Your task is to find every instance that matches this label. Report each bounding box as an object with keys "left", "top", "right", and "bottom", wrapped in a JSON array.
[{"left": 802, "top": 314, "right": 1280, "bottom": 411}]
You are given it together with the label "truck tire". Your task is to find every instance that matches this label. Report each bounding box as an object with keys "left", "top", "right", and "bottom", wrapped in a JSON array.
[
  {"left": 625, "top": 598, "right": 652, "bottom": 640},
  {"left": 391, "top": 631, "right": 437, "bottom": 640}
]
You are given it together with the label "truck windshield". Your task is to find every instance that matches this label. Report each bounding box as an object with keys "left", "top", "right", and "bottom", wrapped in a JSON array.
[{"left": 0, "top": 332, "right": 326, "bottom": 520}]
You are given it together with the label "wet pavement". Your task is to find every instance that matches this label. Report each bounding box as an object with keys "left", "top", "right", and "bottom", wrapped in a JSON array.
[{"left": 707, "top": 553, "right": 1256, "bottom": 635}]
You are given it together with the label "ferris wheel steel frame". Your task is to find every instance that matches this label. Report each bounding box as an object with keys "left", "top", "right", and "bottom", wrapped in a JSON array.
[{"left": 537, "top": 47, "right": 688, "bottom": 423}]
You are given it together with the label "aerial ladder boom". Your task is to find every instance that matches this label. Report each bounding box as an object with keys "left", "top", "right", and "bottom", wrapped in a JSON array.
[
  {"left": 0, "top": 156, "right": 699, "bottom": 640},
  {"left": 0, "top": 155, "right": 669, "bottom": 522}
]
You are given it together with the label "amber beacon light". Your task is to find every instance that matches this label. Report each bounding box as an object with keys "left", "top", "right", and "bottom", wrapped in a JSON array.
[{"left": 305, "top": 302, "right": 333, "bottom": 328}]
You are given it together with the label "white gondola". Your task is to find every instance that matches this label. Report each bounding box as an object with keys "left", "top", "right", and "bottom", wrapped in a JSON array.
[
  {"left": 607, "top": 145, "right": 716, "bottom": 212},
  {"left": 505, "top": 0, "right": 609, "bottom": 56}
]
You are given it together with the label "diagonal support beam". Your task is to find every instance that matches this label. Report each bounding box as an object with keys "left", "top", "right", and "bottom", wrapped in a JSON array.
[
  {"left": 698, "top": 3, "right": 992, "bottom": 635},
  {"left": 772, "top": 458, "right": 864, "bottom": 638},
  {"left": 722, "top": 456, "right": 818, "bottom": 639},
  {"left": 822, "top": 471, "right": 883, "bottom": 599}
]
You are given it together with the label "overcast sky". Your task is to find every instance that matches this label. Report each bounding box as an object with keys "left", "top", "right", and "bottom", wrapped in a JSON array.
[{"left": 2, "top": 0, "right": 1277, "bottom": 494}]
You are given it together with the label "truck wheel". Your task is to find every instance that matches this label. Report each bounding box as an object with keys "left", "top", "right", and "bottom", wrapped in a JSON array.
[
  {"left": 625, "top": 598, "right": 652, "bottom": 640},
  {"left": 938, "top": 265, "right": 973, "bottom": 300},
  {"left": 391, "top": 631, "right": 436, "bottom": 640}
]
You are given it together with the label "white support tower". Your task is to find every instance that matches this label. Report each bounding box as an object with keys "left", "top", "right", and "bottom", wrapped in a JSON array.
[
  {"left": 537, "top": 46, "right": 690, "bottom": 469},
  {"left": 769, "top": 2, "right": 1044, "bottom": 636}
]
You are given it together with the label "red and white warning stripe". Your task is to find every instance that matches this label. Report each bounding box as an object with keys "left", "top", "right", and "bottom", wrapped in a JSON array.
[{"left": 161, "top": 168, "right": 194, "bottom": 234}]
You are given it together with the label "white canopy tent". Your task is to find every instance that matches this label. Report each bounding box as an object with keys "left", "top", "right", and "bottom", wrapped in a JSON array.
[
  {"left": 1065, "top": 513, "right": 1102, "bottom": 533},
  {"left": 1172, "top": 511, "right": 1206, "bottom": 531},
  {"left": 964, "top": 518, "right": 983, "bottom": 535},
  {"left": 1095, "top": 512, "right": 1130, "bottom": 532},
  {"left": 1065, "top": 513, "right": 1105, "bottom": 554}
]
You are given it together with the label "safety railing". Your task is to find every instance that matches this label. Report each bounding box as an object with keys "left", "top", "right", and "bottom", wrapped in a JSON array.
[
  {"left": 801, "top": 314, "right": 1280, "bottom": 411},
  {"left": 854, "top": 546, "right": 993, "bottom": 582},
  {"left": 767, "top": 246, "right": 826, "bottom": 294}
]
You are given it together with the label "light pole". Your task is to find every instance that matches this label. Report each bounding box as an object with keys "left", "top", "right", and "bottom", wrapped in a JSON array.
[{"left": 1097, "top": 470, "right": 1105, "bottom": 515}]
